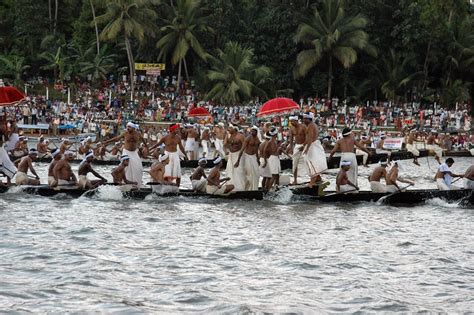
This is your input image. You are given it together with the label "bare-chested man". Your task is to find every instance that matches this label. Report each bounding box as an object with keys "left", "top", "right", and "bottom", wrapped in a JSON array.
[
  {"left": 77, "top": 152, "right": 107, "bottom": 189},
  {"left": 111, "top": 155, "right": 137, "bottom": 185},
  {"left": 103, "top": 121, "right": 147, "bottom": 187},
  {"left": 206, "top": 157, "right": 234, "bottom": 195},
  {"left": 59, "top": 139, "right": 73, "bottom": 154},
  {"left": 190, "top": 158, "right": 208, "bottom": 192},
  {"left": 406, "top": 128, "right": 421, "bottom": 165},
  {"left": 463, "top": 165, "right": 474, "bottom": 189},
  {"left": 356, "top": 133, "right": 371, "bottom": 167},
  {"left": 0, "top": 129, "right": 16, "bottom": 184},
  {"left": 386, "top": 161, "right": 404, "bottom": 192},
  {"left": 52, "top": 151, "right": 77, "bottom": 188},
  {"left": 225, "top": 125, "right": 246, "bottom": 191},
  {"left": 329, "top": 127, "right": 370, "bottom": 187},
  {"left": 37, "top": 136, "right": 51, "bottom": 157},
  {"left": 110, "top": 142, "right": 122, "bottom": 158},
  {"left": 262, "top": 127, "right": 281, "bottom": 192},
  {"left": 48, "top": 149, "right": 62, "bottom": 186},
  {"left": 201, "top": 127, "right": 211, "bottom": 158},
  {"left": 13, "top": 136, "right": 28, "bottom": 158},
  {"left": 303, "top": 113, "right": 327, "bottom": 187},
  {"left": 78, "top": 136, "right": 93, "bottom": 156},
  {"left": 15, "top": 148, "right": 40, "bottom": 185},
  {"left": 426, "top": 130, "right": 442, "bottom": 163},
  {"left": 235, "top": 126, "right": 261, "bottom": 190},
  {"left": 213, "top": 122, "right": 227, "bottom": 158},
  {"left": 184, "top": 124, "right": 199, "bottom": 160},
  {"left": 259, "top": 133, "right": 272, "bottom": 189},
  {"left": 376, "top": 132, "right": 392, "bottom": 162},
  {"left": 368, "top": 160, "right": 389, "bottom": 193},
  {"left": 150, "top": 123, "right": 187, "bottom": 187},
  {"left": 287, "top": 116, "right": 307, "bottom": 184},
  {"left": 149, "top": 153, "right": 179, "bottom": 194},
  {"left": 336, "top": 160, "right": 359, "bottom": 193}
]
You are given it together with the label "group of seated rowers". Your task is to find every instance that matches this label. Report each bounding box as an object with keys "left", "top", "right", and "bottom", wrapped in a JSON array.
[{"left": 336, "top": 157, "right": 474, "bottom": 193}]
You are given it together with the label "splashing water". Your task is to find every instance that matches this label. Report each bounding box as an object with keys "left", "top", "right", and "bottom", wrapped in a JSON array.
[
  {"left": 90, "top": 185, "right": 124, "bottom": 200},
  {"left": 426, "top": 197, "right": 461, "bottom": 208},
  {"left": 265, "top": 187, "right": 294, "bottom": 204}
]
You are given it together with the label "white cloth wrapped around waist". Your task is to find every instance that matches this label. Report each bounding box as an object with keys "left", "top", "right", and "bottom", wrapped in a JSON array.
[
  {"left": 0, "top": 146, "right": 16, "bottom": 179},
  {"left": 206, "top": 183, "right": 231, "bottom": 196},
  {"left": 259, "top": 157, "right": 271, "bottom": 178},
  {"left": 78, "top": 175, "right": 91, "bottom": 189},
  {"left": 338, "top": 184, "right": 358, "bottom": 194},
  {"left": 122, "top": 148, "right": 143, "bottom": 187},
  {"left": 292, "top": 144, "right": 307, "bottom": 176},
  {"left": 304, "top": 140, "right": 327, "bottom": 176},
  {"left": 370, "top": 181, "right": 386, "bottom": 193},
  {"left": 192, "top": 178, "right": 207, "bottom": 192},
  {"left": 15, "top": 171, "right": 29, "bottom": 185},
  {"left": 164, "top": 150, "right": 182, "bottom": 180},
  {"left": 268, "top": 155, "right": 281, "bottom": 175},
  {"left": 225, "top": 151, "right": 245, "bottom": 191},
  {"left": 463, "top": 178, "right": 474, "bottom": 189},
  {"left": 185, "top": 138, "right": 196, "bottom": 151},
  {"left": 406, "top": 143, "right": 420, "bottom": 157},
  {"left": 57, "top": 179, "right": 77, "bottom": 189},
  {"left": 340, "top": 152, "right": 358, "bottom": 186},
  {"left": 48, "top": 176, "right": 55, "bottom": 186},
  {"left": 243, "top": 152, "right": 260, "bottom": 191}
]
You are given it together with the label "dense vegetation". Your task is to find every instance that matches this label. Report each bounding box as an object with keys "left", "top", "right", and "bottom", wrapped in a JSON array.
[{"left": 0, "top": 0, "right": 472, "bottom": 107}]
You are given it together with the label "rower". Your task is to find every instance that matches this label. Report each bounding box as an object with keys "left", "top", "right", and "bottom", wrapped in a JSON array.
[
  {"left": 12, "top": 136, "right": 28, "bottom": 158},
  {"left": 14, "top": 148, "right": 40, "bottom": 185},
  {"left": 111, "top": 155, "right": 137, "bottom": 185},
  {"left": 262, "top": 127, "right": 281, "bottom": 192},
  {"left": 52, "top": 151, "right": 77, "bottom": 188},
  {"left": 149, "top": 153, "right": 179, "bottom": 194},
  {"left": 37, "top": 136, "right": 51, "bottom": 157},
  {"left": 150, "top": 123, "right": 186, "bottom": 187},
  {"left": 368, "top": 160, "right": 389, "bottom": 193},
  {"left": 287, "top": 116, "right": 307, "bottom": 185},
  {"left": 225, "top": 124, "right": 246, "bottom": 191},
  {"left": 206, "top": 157, "right": 234, "bottom": 195},
  {"left": 336, "top": 160, "right": 359, "bottom": 193},
  {"left": 356, "top": 133, "right": 371, "bottom": 167},
  {"left": 78, "top": 136, "right": 93, "bottom": 157},
  {"left": 48, "top": 149, "right": 62, "bottom": 186},
  {"left": 386, "top": 161, "right": 404, "bottom": 193},
  {"left": 190, "top": 157, "right": 208, "bottom": 193},
  {"left": 110, "top": 142, "right": 122, "bottom": 159},
  {"left": 329, "top": 127, "right": 370, "bottom": 188},
  {"left": 102, "top": 121, "right": 148, "bottom": 187},
  {"left": 77, "top": 151, "right": 107, "bottom": 189},
  {"left": 59, "top": 138, "right": 73, "bottom": 154},
  {"left": 302, "top": 112, "right": 327, "bottom": 187},
  {"left": 213, "top": 122, "right": 227, "bottom": 158},
  {"left": 235, "top": 126, "right": 261, "bottom": 191},
  {"left": 463, "top": 165, "right": 474, "bottom": 189},
  {"left": 376, "top": 132, "right": 391, "bottom": 162},
  {"left": 139, "top": 143, "right": 149, "bottom": 159},
  {"left": 435, "top": 158, "right": 463, "bottom": 190},
  {"left": 406, "top": 128, "right": 421, "bottom": 165}
]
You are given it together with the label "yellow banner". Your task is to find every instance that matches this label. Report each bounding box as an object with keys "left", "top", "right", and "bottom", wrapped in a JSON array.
[{"left": 135, "top": 63, "right": 166, "bottom": 71}]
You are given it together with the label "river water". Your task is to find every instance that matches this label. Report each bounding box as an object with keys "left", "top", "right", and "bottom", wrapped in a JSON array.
[{"left": 1, "top": 157, "right": 473, "bottom": 313}]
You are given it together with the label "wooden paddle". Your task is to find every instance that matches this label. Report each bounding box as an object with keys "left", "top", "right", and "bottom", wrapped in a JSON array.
[{"left": 323, "top": 187, "right": 359, "bottom": 197}]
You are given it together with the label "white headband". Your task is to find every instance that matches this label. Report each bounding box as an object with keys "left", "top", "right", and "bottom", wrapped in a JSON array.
[
  {"left": 303, "top": 113, "right": 313, "bottom": 119},
  {"left": 127, "top": 122, "right": 139, "bottom": 130},
  {"left": 379, "top": 160, "right": 388, "bottom": 166},
  {"left": 343, "top": 130, "right": 352, "bottom": 136},
  {"left": 340, "top": 160, "right": 351, "bottom": 166},
  {"left": 251, "top": 126, "right": 259, "bottom": 132},
  {"left": 198, "top": 158, "right": 207, "bottom": 164},
  {"left": 159, "top": 154, "right": 169, "bottom": 162},
  {"left": 269, "top": 128, "right": 278, "bottom": 136},
  {"left": 214, "top": 157, "right": 222, "bottom": 165},
  {"left": 289, "top": 116, "right": 298, "bottom": 121},
  {"left": 29, "top": 148, "right": 38, "bottom": 155},
  {"left": 51, "top": 149, "right": 60, "bottom": 158},
  {"left": 85, "top": 151, "right": 94, "bottom": 159}
]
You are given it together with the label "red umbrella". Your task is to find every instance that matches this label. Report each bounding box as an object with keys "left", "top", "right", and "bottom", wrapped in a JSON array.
[
  {"left": 188, "top": 107, "right": 210, "bottom": 117},
  {"left": 0, "top": 86, "right": 26, "bottom": 106},
  {"left": 257, "top": 97, "right": 300, "bottom": 117}
]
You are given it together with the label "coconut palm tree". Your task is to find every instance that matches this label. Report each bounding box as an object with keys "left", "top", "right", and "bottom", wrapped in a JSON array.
[
  {"left": 294, "top": 0, "right": 376, "bottom": 99},
  {"left": 205, "top": 42, "right": 272, "bottom": 105},
  {"left": 0, "top": 53, "right": 30, "bottom": 84},
  {"left": 156, "top": 0, "right": 213, "bottom": 91},
  {"left": 80, "top": 44, "right": 117, "bottom": 83},
  {"left": 95, "top": 0, "right": 158, "bottom": 98}
]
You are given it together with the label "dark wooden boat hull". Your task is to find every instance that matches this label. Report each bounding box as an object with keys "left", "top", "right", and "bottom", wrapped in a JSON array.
[
  {"left": 311, "top": 189, "right": 473, "bottom": 206},
  {"left": 29, "top": 149, "right": 472, "bottom": 170}
]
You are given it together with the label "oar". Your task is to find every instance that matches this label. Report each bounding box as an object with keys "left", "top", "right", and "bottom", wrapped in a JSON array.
[
  {"left": 323, "top": 188, "right": 359, "bottom": 197},
  {"left": 378, "top": 183, "right": 414, "bottom": 204}
]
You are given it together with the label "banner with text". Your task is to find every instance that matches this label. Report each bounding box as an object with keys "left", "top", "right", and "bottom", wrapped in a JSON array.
[
  {"left": 382, "top": 138, "right": 404, "bottom": 150},
  {"left": 135, "top": 63, "right": 166, "bottom": 71}
]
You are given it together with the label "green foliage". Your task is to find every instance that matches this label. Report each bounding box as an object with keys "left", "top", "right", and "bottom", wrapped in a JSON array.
[{"left": 205, "top": 42, "right": 272, "bottom": 105}]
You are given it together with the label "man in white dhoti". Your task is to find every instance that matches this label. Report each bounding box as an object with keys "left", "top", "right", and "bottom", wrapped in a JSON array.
[
  {"left": 287, "top": 116, "right": 307, "bottom": 184},
  {"left": 356, "top": 134, "right": 371, "bottom": 167},
  {"left": 435, "top": 158, "right": 463, "bottom": 190},
  {"left": 262, "top": 127, "right": 281, "bottom": 191},
  {"left": 206, "top": 157, "right": 234, "bottom": 196},
  {"left": 426, "top": 130, "right": 442, "bottom": 164},
  {"left": 15, "top": 148, "right": 40, "bottom": 185},
  {"left": 184, "top": 124, "right": 199, "bottom": 160},
  {"left": 235, "top": 126, "right": 261, "bottom": 191},
  {"left": 336, "top": 160, "right": 359, "bottom": 193},
  {"left": 102, "top": 121, "right": 147, "bottom": 187},
  {"left": 201, "top": 127, "right": 211, "bottom": 157},
  {"left": 225, "top": 125, "right": 246, "bottom": 191},
  {"left": 406, "top": 128, "right": 421, "bottom": 166},
  {"left": 150, "top": 123, "right": 187, "bottom": 187},
  {"left": 213, "top": 122, "right": 226, "bottom": 158},
  {"left": 190, "top": 158, "right": 208, "bottom": 192},
  {"left": 368, "top": 160, "right": 389, "bottom": 193},
  {"left": 0, "top": 135, "right": 16, "bottom": 184},
  {"left": 329, "top": 127, "right": 370, "bottom": 187},
  {"left": 302, "top": 112, "right": 327, "bottom": 187}
]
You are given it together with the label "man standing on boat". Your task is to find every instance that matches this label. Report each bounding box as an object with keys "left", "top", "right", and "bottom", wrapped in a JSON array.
[
  {"left": 201, "top": 126, "right": 211, "bottom": 158},
  {"left": 14, "top": 148, "right": 40, "bottom": 185},
  {"left": 235, "top": 126, "right": 260, "bottom": 191},
  {"left": 103, "top": 122, "right": 147, "bottom": 187},
  {"left": 225, "top": 125, "right": 246, "bottom": 191},
  {"left": 435, "top": 158, "right": 463, "bottom": 190},
  {"left": 77, "top": 152, "right": 107, "bottom": 189},
  {"left": 463, "top": 165, "right": 474, "bottom": 189},
  {"left": 206, "top": 157, "right": 234, "bottom": 196},
  {"left": 287, "top": 116, "right": 307, "bottom": 185},
  {"left": 262, "top": 127, "right": 281, "bottom": 192},
  {"left": 213, "top": 122, "right": 227, "bottom": 158},
  {"left": 356, "top": 133, "right": 371, "bottom": 167},
  {"left": 52, "top": 151, "right": 77, "bottom": 188},
  {"left": 368, "top": 160, "right": 389, "bottom": 193},
  {"left": 184, "top": 124, "right": 199, "bottom": 160},
  {"left": 303, "top": 113, "right": 327, "bottom": 188},
  {"left": 406, "top": 128, "right": 421, "bottom": 166},
  {"left": 329, "top": 127, "right": 370, "bottom": 188},
  {"left": 426, "top": 130, "right": 442, "bottom": 164},
  {"left": 150, "top": 123, "right": 187, "bottom": 187}
]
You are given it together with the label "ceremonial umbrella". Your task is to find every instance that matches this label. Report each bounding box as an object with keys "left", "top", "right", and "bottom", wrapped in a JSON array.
[
  {"left": 0, "top": 86, "right": 26, "bottom": 106},
  {"left": 188, "top": 107, "right": 211, "bottom": 118},
  {"left": 257, "top": 97, "right": 300, "bottom": 117}
]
